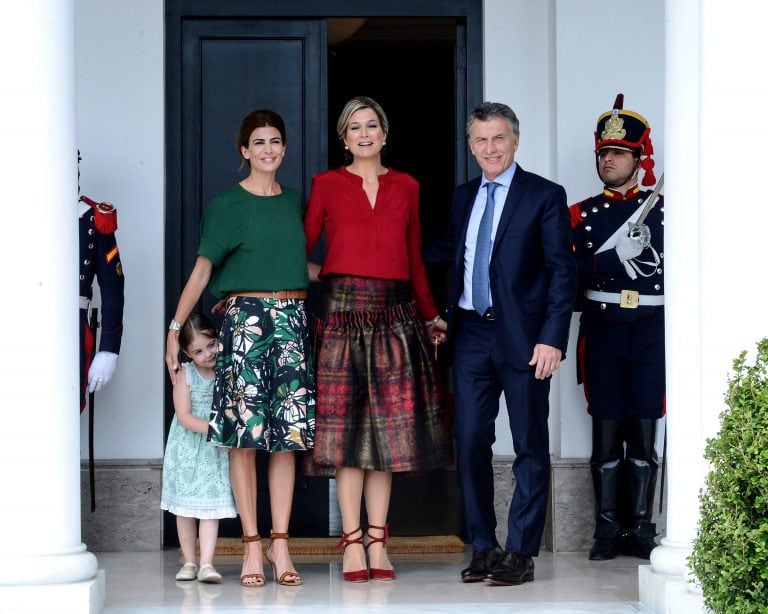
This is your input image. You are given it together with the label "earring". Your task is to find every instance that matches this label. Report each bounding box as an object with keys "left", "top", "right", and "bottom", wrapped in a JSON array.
[
  {"left": 382, "top": 141, "right": 387, "bottom": 146},
  {"left": 344, "top": 145, "right": 349, "bottom": 150}
]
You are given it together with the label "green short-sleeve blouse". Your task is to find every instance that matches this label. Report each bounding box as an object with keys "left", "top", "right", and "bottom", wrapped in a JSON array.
[{"left": 198, "top": 184, "right": 308, "bottom": 298}]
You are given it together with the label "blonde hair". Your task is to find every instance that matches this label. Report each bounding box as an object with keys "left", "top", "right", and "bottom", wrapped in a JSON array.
[{"left": 336, "top": 96, "right": 390, "bottom": 146}]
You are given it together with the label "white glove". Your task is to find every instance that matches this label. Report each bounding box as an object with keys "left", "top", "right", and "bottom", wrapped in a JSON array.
[
  {"left": 88, "top": 351, "right": 119, "bottom": 392},
  {"left": 615, "top": 232, "right": 644, "bottom": 263}
]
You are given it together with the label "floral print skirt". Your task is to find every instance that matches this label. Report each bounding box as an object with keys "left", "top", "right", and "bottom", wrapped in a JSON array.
[{"left": 208, "top": 296, "right": 315, "bottom": 451}]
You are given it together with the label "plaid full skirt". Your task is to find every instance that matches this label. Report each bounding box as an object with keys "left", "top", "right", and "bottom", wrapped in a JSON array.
[
  {"left": 208, "top": 296, "right": 315, "bottom": 451},
  {"left": 311, "top": 276, "right": 451, "bottom": 472}
]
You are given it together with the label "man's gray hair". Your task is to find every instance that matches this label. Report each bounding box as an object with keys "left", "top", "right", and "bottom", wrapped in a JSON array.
[{"left": 466, "top": 102, "right": 520, "bottom": 137}]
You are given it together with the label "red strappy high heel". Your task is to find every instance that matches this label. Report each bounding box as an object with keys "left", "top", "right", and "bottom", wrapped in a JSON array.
[
  {"left": 337, "top": 527, "right": 369, "bottom": 582},
  {"left": 365, "top": 523, "right": 396, "bottom": 581}
]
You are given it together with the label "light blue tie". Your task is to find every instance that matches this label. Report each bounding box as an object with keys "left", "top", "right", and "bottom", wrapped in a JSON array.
[{"left": 472, "top": 181, "right": 499, "bottom": 316}]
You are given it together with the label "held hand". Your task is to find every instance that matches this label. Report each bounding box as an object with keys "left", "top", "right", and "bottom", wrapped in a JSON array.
[
  {"left": 87, "top": 351, "right": 118, "bottom": 392},
  {"left": 615, "top": 232, "right": 644, "bottom": 263},
  {"left": 166, "top": 331, "right": 181, "bottom": 385},
  {"left": 426, "top": 316, "right": 448, "bottom": 345},
  {"left": 528, "top": 343, "right": 562, "bottom": 380},
  {"left": 308, "top": 261, "right": 322, "bottom": 283},
  {"left": 210, "top": 299, "right": 227, "bottom": 315}
]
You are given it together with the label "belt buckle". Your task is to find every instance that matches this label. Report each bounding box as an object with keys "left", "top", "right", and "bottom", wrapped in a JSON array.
[{"left": 619, "top": 289, "right": 640, "bottom": 309}]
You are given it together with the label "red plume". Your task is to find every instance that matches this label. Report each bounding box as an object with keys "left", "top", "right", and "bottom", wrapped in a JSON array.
[
  {"left": 643, "top": 134, "right": 654, "bottom": 156},
  {"left": 640, "top": 156, "right": 656, "bottom": 186},
  {"left": 613, "top": 93, "right": 624, "bottom": 110},
  {"left": 639, "top": 135, "right": 656, "bottom": 186}
]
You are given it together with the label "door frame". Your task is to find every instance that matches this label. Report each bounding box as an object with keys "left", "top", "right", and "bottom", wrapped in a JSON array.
[{"left": 163, "top": 0, "right": 483, "bottom": 541}]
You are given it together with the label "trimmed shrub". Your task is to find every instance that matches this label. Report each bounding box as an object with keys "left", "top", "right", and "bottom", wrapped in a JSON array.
[{"left": 689, "top": 338, "right": 768, "bottom": 613}]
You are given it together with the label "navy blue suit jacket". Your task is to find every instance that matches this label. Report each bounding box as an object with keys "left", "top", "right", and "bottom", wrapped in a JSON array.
[{"left": 426, "top": 165, "right": 577, "bottom": 370}]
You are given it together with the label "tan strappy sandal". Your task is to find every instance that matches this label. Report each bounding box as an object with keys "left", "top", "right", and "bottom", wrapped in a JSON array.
[
  {"left": 266, "top": 532, "right": 302, "bottom": 586},
  {"left": 240, "top": 534, "right": 266, "bottom": 587}
]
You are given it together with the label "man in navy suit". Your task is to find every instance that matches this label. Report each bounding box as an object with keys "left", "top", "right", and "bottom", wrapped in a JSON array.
[{"left": 426, "top": 102, "right": 576, "bottom": 585}]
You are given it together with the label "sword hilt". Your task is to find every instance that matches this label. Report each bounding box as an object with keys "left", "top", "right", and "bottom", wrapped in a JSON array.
[{"left": 628, "top": 222, "right": 651, "bottom": 249}]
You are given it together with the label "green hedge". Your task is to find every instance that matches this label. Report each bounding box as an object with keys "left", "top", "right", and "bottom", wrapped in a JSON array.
[{"left": 689, "top": 338, "right": 768, "bottom": 613}]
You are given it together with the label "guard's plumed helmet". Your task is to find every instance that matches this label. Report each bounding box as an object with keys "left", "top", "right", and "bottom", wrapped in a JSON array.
[{"left": 594, "top": 93, "right": 656, "bottom": 186}]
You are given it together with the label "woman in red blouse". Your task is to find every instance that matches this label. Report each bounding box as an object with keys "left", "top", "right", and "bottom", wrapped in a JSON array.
[{"left": 305, "top": 96, "right": 451, "bottom": 582}]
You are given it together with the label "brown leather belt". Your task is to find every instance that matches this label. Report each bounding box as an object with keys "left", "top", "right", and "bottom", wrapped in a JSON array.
[{"left": 229, "top": 290, "right": 307, "bottom": 300}]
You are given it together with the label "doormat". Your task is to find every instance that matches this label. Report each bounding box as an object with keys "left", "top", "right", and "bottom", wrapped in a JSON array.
[{"left": 212, "top": 535, "right": 464, "bottom": 556}]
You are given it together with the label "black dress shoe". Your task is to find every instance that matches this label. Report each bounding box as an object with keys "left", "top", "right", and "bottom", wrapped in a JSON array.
[
  {"left": 460, "top": 546, "right": 503, "bottom": 582},
  {"left": 484, "top": 551, "right": 534, "bottom": 586}
]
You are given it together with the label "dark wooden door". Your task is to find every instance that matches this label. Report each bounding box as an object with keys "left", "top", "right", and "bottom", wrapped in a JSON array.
[
  {"left": 170, "top": 18, "right": 326, "bottom": 304},
  {"left": 165, "top": 0, "right": 482, "bottom": 545},
  {"left": 165, "top": 17, "right": 329, "bottom": 543}
]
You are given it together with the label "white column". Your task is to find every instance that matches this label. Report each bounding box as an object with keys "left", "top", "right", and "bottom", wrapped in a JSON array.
[
  {"left": 0, "top": 1, "right": 104, "bottom": 611},
  {"left": 641, "top": 1, "right": 768, "bottom": 611},
  {"left": 639, "top": 0, "right": 704, "bottom": 611}
]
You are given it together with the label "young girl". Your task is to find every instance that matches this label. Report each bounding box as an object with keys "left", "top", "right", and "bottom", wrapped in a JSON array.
[{"left": 161, "top": 314, "right": 236, "bottom": 583}]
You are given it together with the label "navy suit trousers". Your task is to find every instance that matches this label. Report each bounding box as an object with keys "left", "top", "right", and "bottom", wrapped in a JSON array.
[{"left": 453, "top": 312, "right": 551, "bottom": 556}]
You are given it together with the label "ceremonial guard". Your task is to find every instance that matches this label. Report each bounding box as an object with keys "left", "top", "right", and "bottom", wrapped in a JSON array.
[
  {"left": 79, "top": 193, "right": 125, "bottom": 411},
  {"left": 569, "top": 94, "right": 664, "bottom": 560}
]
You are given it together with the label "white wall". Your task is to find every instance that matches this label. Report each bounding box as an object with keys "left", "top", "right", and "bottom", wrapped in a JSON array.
[
  {"left": 76, "top": 0, "right": 165, "bottom": 459},
  {"left": 75, "top": 0, "right": 665, "bottom": 461},
  {"left": 484, "top": 0, "right": 666, "bottom": 456},
  {"left": 698, "top": 0, "right": 768, "bottom": 440}
]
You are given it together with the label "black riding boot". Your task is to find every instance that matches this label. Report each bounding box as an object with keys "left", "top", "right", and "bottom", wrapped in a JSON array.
[
  {"left": 589, "top": 462, "right": 623, "bottom": 560},
  {"left": 589, "top": 419, "right": 623, "bottom": 560},
  {"left": 623, "top": 419, "right": 659, "bottom": 559}
]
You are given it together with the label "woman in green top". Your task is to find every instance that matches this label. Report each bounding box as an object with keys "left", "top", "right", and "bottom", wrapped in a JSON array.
[{"left": 166, "top": 109, "right": 315, "bottom": 588}]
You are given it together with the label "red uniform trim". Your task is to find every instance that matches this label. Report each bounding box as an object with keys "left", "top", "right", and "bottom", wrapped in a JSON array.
[
  {"left": 577, "top": 334, "right": 590, "bottom": 413},
  {"left": 568, "top": 201, "right": 584, "bottom": 229},
  {"left": 81, "top": 321, "right": 94, "bottom": 413},
  {"left": 601, "top": 184, "right": 640, "bottom": 200}
]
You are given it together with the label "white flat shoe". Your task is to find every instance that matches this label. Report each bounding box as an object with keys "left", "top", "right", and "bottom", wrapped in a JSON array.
[
  {"left": 197, "top": 564, "right": 222, "bottom": 584},
  {"left": 175, "top": 562, "right": 198, "bottom": 581}
]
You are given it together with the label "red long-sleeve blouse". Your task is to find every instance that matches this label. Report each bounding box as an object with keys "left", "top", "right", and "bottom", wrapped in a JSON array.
[{"left": 304, "top": 166, "right": 438, "bottom": 320}]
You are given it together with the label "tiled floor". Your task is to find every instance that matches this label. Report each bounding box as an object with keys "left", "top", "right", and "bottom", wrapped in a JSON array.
[{"left": 99, "top": 548, "right": 650, "bottom": 613}]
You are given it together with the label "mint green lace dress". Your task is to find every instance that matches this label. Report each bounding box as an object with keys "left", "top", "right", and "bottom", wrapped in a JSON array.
[{"left": 161, "top": 363, "right": 237, "bottom": 519}]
